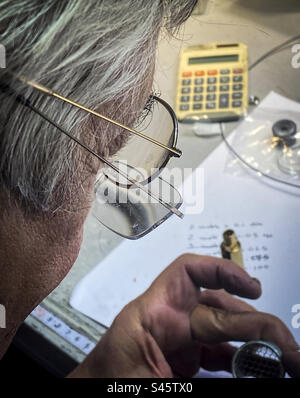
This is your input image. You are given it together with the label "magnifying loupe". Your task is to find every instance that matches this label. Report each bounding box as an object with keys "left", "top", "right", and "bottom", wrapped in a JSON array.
[{"left": 232, "top": 341, "right": 285, "bottom": 378}]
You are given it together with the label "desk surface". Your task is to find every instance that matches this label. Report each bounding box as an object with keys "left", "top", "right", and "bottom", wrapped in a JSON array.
[{"left": 21, "top": 0, "right": 300, "bottom": 374}]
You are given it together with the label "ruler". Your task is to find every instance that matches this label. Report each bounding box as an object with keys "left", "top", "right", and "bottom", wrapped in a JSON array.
[{"left": 31, "top": 305, "right": 96, "bottom": 355}]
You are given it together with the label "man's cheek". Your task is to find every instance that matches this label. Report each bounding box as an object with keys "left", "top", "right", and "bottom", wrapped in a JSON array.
[
  {"left": 48, "top": 227, "right": 84, "bottom": 288},
  {"left": 62, "top": 228, "right": 84, "bottom": 274}
]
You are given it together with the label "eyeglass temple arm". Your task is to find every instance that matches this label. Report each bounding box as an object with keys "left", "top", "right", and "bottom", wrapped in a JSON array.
[
  {"left": 18, "top": 76, "right": 182, "bottom": 158},
  {"left": 0, "top": 81, "right": 183, "bottom": 218}
]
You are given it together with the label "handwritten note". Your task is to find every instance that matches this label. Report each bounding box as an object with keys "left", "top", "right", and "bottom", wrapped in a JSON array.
[{"left": 185, "top": 221, "right": 272, "bottom": 273}]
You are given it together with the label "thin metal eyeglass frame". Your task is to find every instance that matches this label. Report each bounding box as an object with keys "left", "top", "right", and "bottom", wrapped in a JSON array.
[
  {"left": 18, "top": 75, "right": 182, "bottom": 159},
  {"left": 105, "top": 95, "right": 179, "bottom": 188},
  {"left": 1, "top": 76, "right": 184, "bottom": 218}
]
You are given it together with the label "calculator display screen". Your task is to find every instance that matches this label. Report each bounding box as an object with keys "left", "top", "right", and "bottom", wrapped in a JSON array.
[{"left": 188, "top": 54, "right": 239, "bottom": 65}]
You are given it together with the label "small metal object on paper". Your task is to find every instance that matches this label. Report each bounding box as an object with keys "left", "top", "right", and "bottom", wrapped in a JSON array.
[
  {"left": 221, "top": 229, "right": 244, "bottom": 268},
  {"left": 232, "top": 341, "right": 286, "bottom": 378}
]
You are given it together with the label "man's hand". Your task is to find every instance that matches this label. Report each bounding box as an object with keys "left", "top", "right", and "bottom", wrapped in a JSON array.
[{"left": 69, "top": 254, "right": 300, "bottom": 378}]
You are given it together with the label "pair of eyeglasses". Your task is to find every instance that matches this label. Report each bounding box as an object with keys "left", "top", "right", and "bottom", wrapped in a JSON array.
[{"left": 1, "top": 75, "right": 184, "bottom": 239}]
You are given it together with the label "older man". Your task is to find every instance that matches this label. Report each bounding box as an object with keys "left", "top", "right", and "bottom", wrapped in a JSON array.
[{"left": 0, "top": 0, "right": 299, "bottom": 377}]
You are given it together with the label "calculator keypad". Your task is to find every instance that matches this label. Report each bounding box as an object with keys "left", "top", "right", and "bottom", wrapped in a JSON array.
[
  {"left": 219, "top": 94, "right": 229, "bottom": 109},
  {"left": 207, "top": 85, "right": 217, "bottom": 92},
  {"left": 195, "top": 78, "right": 204, "bottom": 85},
  {"left": 180, "top": 96, "right": 190, "bottom": 103},
  {"left": 232, "top": 92, "right": 242, "bottom": 99},
  {"left": 180, "top": 104, "right": 190, "bottom": 111},
  {"left": 194, "top": 95, "right": 203, "bottom": 102},
  {"left": 207, "top": 77, "right": 217, "bottom": 84},
  {"left": 178, "top": 67, "right": 245, "bottom": 113},
  {"left": 182, "top": 79, "right": 191, "bottom": 85},
  {"left": 233, "top": 75, "right": 243, "bottom": 82},
  {"left": 181, "top": 87, "right": 190, "bottom": 94},
  {"left": 206, "top": 102, "right": 216, "bottom": 109},
  {"left": 233, "top": 84, "right": 243, "bottom": 91},
  {"left": 220, "top": 85, "right": 230, "bottom": 91},
  {"left": 220, "top": 76, "right": 230, "bottom": 83},
  {"left": 233, "top": 101, "right": 242, "bottom": 108},
  {"left": 193, "top": 104, "right": 203, "bottom": 110},
  {"left": 207, "top": 94, "right": 216, "bottom": 101}
]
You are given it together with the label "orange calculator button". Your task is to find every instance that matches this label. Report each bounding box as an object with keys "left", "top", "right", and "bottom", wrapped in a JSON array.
[
  {"left": 182, "top": 71, "right": 192, "bottom": 77},
  {"left": 208, "top": 70, "right": 218, "bottom": 76},
  {"left": 195, "top": 70, "right": 205, "bottom": 76}
]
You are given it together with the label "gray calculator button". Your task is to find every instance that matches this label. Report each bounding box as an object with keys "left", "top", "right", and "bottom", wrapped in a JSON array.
[
  {"left": 220, "top": 85, "right": 229, "bottom": 92},
  {"left": 219, "top": 94, "right": 229, "bottom": 109},
  {"left": 181, "top": 87, "right": 190, "bottom": 94},
  {"left": 180, "top": 95, "right": 190, "bottom": 102},
  {"left": 206, "top": 102, "right": 216, "bottom": 109},
  {"left": 233, "top": 75, "right": 243, "bottom": 82},
  {"left": 232, "top": 101, "right": 242, "bottom": 108},
  {"left": 233, "top": 84, "right": 243, "bottom": 91},
  {"left": 182, "top": 79, "right": 191, "bottom": 85},
  {"left": 194, "top": 86, "right": 204, "bottom": 93},
  {"left": 207, "top": 77, "right": 217, "bottom": 84},
  {"left": 180, "top": 104, "right": 190, "bottom": 111},
  {"left": 207, "top": 85, "right": 216, "bottom": 92},
  {"left": 220, "top": 76, "right": 230, "bottom": 83},
  {"left": 221, "top": 69, "right": 230, "bottom": 74},
  {"left": 193, "top": 95, "right": 203, "bottom": 102},
  {"left": 232, "top": 92, "right": 243, "bottom": 99},
  {"left": 193, "top": 104, "right": 203, "bottom": 110},
  {"left": 194, "top": 78, "right": 204, "bottom": 85},
  {"left": 206, "top": 94, "right": 216, "bottom": 101}
]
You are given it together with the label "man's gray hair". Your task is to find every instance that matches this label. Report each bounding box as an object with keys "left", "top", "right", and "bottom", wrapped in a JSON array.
[{"left": 0, "top": 0, "right": 198, "bottom": 213}]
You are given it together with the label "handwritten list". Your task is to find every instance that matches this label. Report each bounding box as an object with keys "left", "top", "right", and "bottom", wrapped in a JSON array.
[{"left": 185, "top": 221, "right": 272, "bottom": 273}]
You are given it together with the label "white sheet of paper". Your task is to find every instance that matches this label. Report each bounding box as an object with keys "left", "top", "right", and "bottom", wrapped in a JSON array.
[{"left": 70, "top": 93, "right": 300, "bottom": 373}]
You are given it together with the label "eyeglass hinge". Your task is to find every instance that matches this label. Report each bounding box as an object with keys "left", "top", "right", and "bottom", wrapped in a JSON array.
[{"left": 173, "top": 148, "right": 182, "bottom": 158}]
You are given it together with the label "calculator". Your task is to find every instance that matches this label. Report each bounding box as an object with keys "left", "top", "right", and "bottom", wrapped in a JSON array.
[{"left": 175, "top": 42, "right": 248, "bottom": 123}]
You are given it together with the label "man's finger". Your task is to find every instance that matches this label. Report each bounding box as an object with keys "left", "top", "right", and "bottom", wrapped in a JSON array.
[
  {"left": 174, "top": 254, "right": 262, "bottom": 299},
  {"left": 282, "top": 350, "right": 300, "bottom": 378},
  {"left": 199, "top": 342, "right": 237, "bottom": 373},
  {"left": 167, "top": 341, "right": 236, "bottom": 376},
  {"left": 190, "top": 304, "right": 298, "bottom": 353},
  {"left": 199, "top": 289, "right": 257, "bottom": 313}
]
